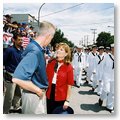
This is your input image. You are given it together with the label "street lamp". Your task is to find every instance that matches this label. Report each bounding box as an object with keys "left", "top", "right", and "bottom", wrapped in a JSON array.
[
  {"left": 38, "top": 3, "right": 45, "bottom": 28},
  {"left": 90, "top": 29, "right": 97, "bottom": 44}
]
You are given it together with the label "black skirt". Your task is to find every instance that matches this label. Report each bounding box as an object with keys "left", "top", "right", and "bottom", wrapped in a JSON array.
[{"left": 47, "top": 84, "right": 65, "bottom": 114}]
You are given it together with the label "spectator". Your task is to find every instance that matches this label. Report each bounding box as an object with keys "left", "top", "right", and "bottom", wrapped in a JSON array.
[
  {"left": 3, "top": 33, "right": 23, "bottom": 114},
  {"left": 3, "top": 32, "right": 13, "bottom": 49},
  {"left": 4, "top": 14, "right": 12, "bottom": 23},
  {"left": 3, "top": 14, "right": 13, "bottom": 33},
  {"left": 12, "top": 21, "right": 56, "bottom": 114},
  {"left": 46, "top": 42, "right": 74, "bottom": 114}
]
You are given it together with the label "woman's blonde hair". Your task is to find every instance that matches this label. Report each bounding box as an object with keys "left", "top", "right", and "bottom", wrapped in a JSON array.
[{"left": 57, "top": 42, "right": 71, "bottom": 64}]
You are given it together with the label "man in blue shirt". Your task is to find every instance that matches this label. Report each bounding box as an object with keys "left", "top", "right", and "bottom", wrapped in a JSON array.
[
  {"left": 12, "top": 21, "right": 56, "bottom": 114},
  {"left": 3, "top": 33, "right": 23, "bottom": 114}
]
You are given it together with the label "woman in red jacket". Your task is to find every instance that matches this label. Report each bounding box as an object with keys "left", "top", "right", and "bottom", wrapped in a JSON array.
[{"left": 46, "top": 42, "right": 74, "bottom": 114}]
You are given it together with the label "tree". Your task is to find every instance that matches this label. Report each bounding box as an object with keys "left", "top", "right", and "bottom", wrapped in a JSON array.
[
  {"left": 106, "top": 35, "right": 114, "bottom": 47},
  {"left": 51, "top": 28, "right": 74, "bottom": 50},
  {"left": 96, "top": 32, "right": 114, "bottom": 47}
]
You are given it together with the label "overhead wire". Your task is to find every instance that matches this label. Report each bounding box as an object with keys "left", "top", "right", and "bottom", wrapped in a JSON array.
[
  {"left": 41, "top": 4, "right": 113, "bottom": 18},
  {"left": 40, "top": 3, "right": 113, "bottom": 27},
  {"left": 41, "top": 3, "right": 84, "bottom": 18}
]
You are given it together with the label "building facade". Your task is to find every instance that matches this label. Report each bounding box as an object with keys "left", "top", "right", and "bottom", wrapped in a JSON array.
[{"left": 11, "top": 14, "right": 39, "bottom": 32}]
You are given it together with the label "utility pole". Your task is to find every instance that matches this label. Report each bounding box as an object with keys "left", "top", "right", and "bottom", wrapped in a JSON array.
[
  {"left": 91, "top": 29, "right": 97, "bottom": 44},
  {"left": 86, "top": 35, "right": 89, "bottom": 46},
  {"left": 79, "top": 40, "right": 81, "bottom": 45},
  {"left": 83, "top": 35, "right": 89, "bottom": 46},
  {"left": 38, "top": 3, "right": 45, "bottom": 28},
  {"left": 84, "top": 35, "right": 86, "bottom": 47},
  {"left": 81, "top": 37, "right": 83, "bottom": 46}
]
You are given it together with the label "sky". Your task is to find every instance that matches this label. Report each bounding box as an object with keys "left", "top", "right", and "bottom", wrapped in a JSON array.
[{"left": 3, "top": 3, "right": 114, "bottom": 46}]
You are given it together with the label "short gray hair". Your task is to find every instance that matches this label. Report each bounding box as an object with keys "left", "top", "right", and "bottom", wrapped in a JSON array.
[{"left": 37, "top": 21, "right": 56, "bottom": 37}]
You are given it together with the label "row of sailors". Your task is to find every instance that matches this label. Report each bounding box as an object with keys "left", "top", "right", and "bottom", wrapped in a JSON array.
[{"left": 72, "top": 44, "right": 114, "bottom": 113}]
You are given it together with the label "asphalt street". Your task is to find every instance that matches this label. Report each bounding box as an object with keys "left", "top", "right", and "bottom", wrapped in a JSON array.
[{"left": 69, "top": 81, "right": 112, "bottom": 114}]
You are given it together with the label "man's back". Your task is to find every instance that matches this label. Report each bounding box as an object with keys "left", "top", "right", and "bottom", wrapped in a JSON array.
[{"left": 13, "top": 40, "right": 48, "bottom": 89}]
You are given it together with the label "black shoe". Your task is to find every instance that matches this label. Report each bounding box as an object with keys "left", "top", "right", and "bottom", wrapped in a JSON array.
[
  {"left": 76, "top": 85, "right": 80, "bottom": 88},
  {"left": 9, "top": 108, "right": 22, "bottom": 113},
  {"left": 106, "top": 108, "right": 114, "bottom": 113},
  {"left": 95, "top": 85, "right": 98, "bottom": 89},
  {"left": 97, "top": 93, "right": 100, "bottom": 96},
  {"left": 91, "top": 87, "right": 95, "bottom": 91},
  {"left": 98, "top": 99, "right": 103, "bottom": 106},
  {"left": 74, "top": 81, "right": 76, "bottom": 86},
  {"left": 84, "top": 81, "right": 88, "bottom": 84}
]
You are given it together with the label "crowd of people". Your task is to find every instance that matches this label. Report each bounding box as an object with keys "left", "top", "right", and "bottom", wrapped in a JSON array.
[
  {"left": 3, "top": 14, "right": 36, "bottom": 50},
  {"left": 3, "top": 14, "right": 38, "bottom": 114},
  {"left": 3, "top": 14, "right": 114, "bottom": 114}
]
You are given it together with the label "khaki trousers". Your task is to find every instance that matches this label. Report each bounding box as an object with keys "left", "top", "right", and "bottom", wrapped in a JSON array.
[{"left": 22, "top": 91, "right": 46, "bottom": 114}]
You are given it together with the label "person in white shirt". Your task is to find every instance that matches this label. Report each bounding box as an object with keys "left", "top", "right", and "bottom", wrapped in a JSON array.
[
  {"left": 105, "top": 47, "right": 111, "bottom": 54},
  {"left": 95, "top": 46, "right": 105, "bottom": 95},
  {"left": 72, "top": 45, "right": 86, "bottom": 87},
  {"left": 84, "top": 47, "right": 90, "bottom": 84},
  {"left": 87, "top": 45, "right": 98, "bottom": 90},
  {"left": 98, "top": 44, "right": 114, "bottom": 113}
]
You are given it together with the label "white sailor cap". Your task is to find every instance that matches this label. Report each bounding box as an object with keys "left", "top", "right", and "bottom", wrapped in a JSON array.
[
  {"left": 77, "top": 44, "right": 83, "bottom": 48},
  {"left": 85, "top": 47, "right": 89, "bottom": 50},
  {"left": 92, "top": 45, "right": 97, "bottom": 48},
  {"left": 106, "top": 47, "right": 111, "bottom": 50},
  {"left": 98, "top": 46, "right": 104, "bottom": 49},
  {"left": 111, "top": 44, "right": 114, "bottom": 47}
]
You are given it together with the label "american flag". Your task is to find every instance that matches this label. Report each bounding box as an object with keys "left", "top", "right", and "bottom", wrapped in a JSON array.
[
  {"left": 3, "top": 32, "right": 13, "bottom": 48},
  {"left": 22, "top": 37, "right": 30, "bottom": 49}
]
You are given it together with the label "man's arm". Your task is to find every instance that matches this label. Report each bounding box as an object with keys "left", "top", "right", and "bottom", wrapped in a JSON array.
[{"left": 12, "top": 78, "right": 43, "bottom": 97}]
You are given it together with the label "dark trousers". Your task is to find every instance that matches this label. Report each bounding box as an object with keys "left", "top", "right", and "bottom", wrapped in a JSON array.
[{"left": 47, "top": 84, "right": 65, "bottom": 114}]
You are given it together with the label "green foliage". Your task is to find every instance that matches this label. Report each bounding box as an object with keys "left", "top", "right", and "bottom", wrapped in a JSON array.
[
  {"left": 96, "top": 32, "right": 114, "bottom": 47},
  {"left": 51, "top": 28, "right": 74, "bottom": 50}
]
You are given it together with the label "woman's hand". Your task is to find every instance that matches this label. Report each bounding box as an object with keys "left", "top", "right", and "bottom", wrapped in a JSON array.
[{"left": 63, "top": 101, "right": 69, "bottom": 110}]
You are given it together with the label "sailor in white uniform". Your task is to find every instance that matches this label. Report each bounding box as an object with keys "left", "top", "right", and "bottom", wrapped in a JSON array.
[
  {"left": 105, "top": 47, "right": 111, "bottom": 54},
  {"left": 87, "top": 45, "right": 98, "bottom": 90},
  {"left": 84, "top": 47, "right": 90, "bottom": 84},
  {"left": 98, "top": 44, "right": 114, "bottom": 113},
  {"left": 95, "top": 46, "right": 105, "bottom": 95},
  {"left": 72, "top": 45, "right": 86, "bottom": 87}
]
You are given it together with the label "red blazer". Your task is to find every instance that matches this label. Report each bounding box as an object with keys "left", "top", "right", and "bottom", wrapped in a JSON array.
[{"left": 46, "top": 59, "right": 74, "bottom": 101}]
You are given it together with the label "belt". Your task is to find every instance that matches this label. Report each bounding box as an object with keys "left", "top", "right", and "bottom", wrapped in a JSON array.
[
  {"left": 4, "top": 71, "right": 13, "bottom": 83},
  {"left": 23, "top": 89, "right": 47, "bottom": 94}
]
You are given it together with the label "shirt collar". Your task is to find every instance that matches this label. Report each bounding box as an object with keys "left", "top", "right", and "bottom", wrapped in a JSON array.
[
  {"left": 13, "top": 45, "right": 23, "bottom": 51},
  {"left": 31, "top": 39, "right": 45, "bottom": 53}
]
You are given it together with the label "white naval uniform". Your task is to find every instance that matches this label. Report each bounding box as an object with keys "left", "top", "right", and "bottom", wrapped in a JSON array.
[
  {"left": 84, "top": 52, "right": 90, "bottom": 83},
  {"left": 87, "top": 52, "right": 97, "bottom": 87},
  {"left": 95, "top": 53, "right": 105, "bottom": 95},
  {"left": 84, "top": 52, "right": 89, "bottom": 71},
  {"left": 100, "top": 53, "right": 114, "bottom": 110},
  {"left": 72, "top": 52, "right": 86, "bottom": 86}
]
